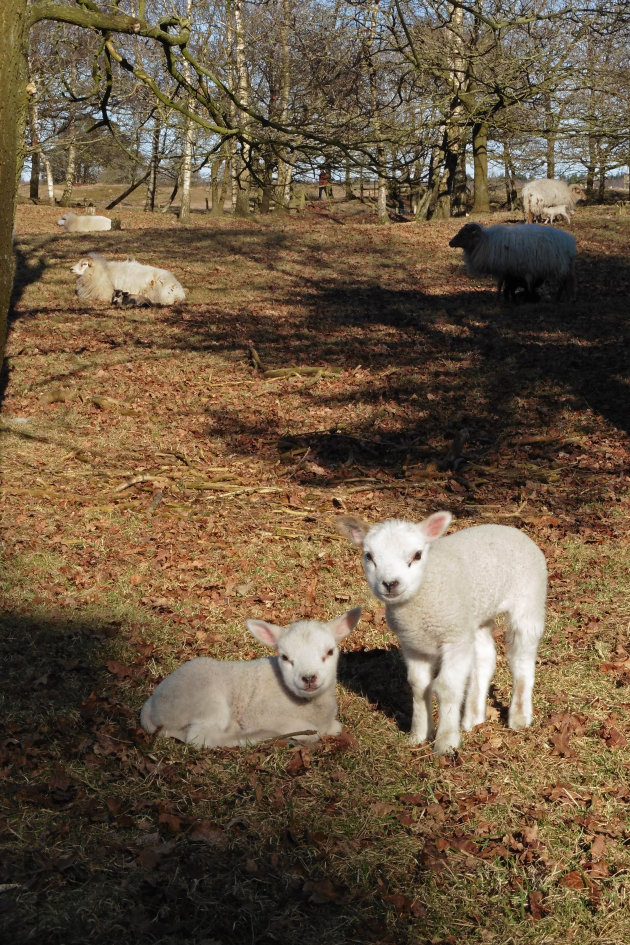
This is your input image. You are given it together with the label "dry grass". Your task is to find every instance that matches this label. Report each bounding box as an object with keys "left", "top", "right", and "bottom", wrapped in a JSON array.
[{"left": 1, "top": 196, "right": 629, "bottom": 944}]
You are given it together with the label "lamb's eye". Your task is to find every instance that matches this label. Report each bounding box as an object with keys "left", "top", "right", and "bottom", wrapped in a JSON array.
[
  {"left": 364, "top": 551, "right": 374, "bottom": 564},
  {"left": 281, "top": 654, "right": 290, "bottom": 662},
  {"left": 411, "top": 550, "right": 422, "bottom": 562}
]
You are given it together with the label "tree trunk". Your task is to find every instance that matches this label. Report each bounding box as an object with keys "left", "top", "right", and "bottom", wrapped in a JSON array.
[
  {"left": 432, "top": 122, "right": 461, "bottom": 220},
  {"left": 27, "top": 74, "right": 40, "bottom": 201},
  {"left": 144, "top": 117, "right": 160, "bottom": 211},
  {"left": 544, "top": 97, "right": 556, "bottom": 179},
  {"left": 231, "top": 0, "right": 251, "bottom": 217},
  {"left": 260, "top": 148, "right": 274, "bottom": 213},
  {"left": 210, "top": 153, "right": 225, "bottom": 216},
  {"left": 42, "top": 151, "right": 55, "bottom": 205},
  {"left": 585, "top": 133, "right": 597, "bottom": 198},
  {"left": 29, "top": 147, "right": 40, "bottom": 200},
  {"left": 178, "top": 0, "right": 194, "bottom": 224},
  {"left": 59, "top": 132, "right": 76, "bottom": 206},
  {"left": 0, "top": 0, "right": 29, "bottom": 366},
  {"left": 344, "top": 155, "right": 354, "bottom": 200},
  {"left": 452, "top": 138, "right": 468, "bottom": 215},
  {"left": 503, "top": 141, "right": 518, "bottom": 210},
  {"left": 275, "top": 0, "right": 293, "bottom": 210},
  {"left": 471, "top": 120, "right": 489, "bottom": 214}
]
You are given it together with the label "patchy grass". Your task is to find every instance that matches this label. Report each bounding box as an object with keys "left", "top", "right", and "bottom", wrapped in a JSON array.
[{"left": 1, "top": 198, "right": 629, "bottom": 944}]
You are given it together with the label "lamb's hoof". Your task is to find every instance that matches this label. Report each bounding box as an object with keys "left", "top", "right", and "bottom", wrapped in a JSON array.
[
  {"left": 508, "top": 711, "right": 531, "bottom": 731},
  {"left": 433, "top": 732, "right": 461, "bottom": 757},
  {"left": 462, "top": 714, "right": 485, "bottom": 732}
]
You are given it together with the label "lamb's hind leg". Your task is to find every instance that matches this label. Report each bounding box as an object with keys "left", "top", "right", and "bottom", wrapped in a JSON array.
[
  {"left": 505, "top": 605, "right": 545, "bottom": 730},
  {"left": 462, "top": 626, "right": 496, "bottom": 731},
  {"left": 433, "top": 642, "right": 474, "bottom": 755},
  {"left": 403, "top": 652, "right": 437, "bottom": 745}
]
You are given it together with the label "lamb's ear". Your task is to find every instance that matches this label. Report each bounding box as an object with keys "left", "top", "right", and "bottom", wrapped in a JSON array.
[
  {"left": 246, "top": 619, "right": 285, "bottom": 648},
  {"left": 328, "top": 607, "right": 362, "bottom": 642},
  {"left": 336, "top": 515, "right": 370, "bottom": 547},
  {"left": 419, "top": 510, "right": 452, "bottom": 542}
]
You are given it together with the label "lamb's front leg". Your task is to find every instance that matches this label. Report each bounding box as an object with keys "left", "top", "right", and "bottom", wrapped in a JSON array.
[
  {"left": 404, "top": 653, "right": 436, "bottom": 745},
  {"left": 432, "top": 642, "right": 474, "bottom": 755}
]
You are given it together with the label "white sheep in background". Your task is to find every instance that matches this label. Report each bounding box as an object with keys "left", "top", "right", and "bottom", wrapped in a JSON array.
[
  {"left": 70, "top": 253, "right": 186, "bottom": 305},
  {"left": 541, "top": 204, "right": 572, "bottom": 225},
  {"left": 521, "top": 179, "right": 586, "bottom": 223},
  {"left": 57, "top": 211, "right": 112, "bottom": 233},
  {"left": 449, "top": 221, "right": 577, "bottom": 301},
  {"left": 338, "top": 513, "right": 547, "bottom": 756},
  {"left": 140, "top": 607, "right": 362, "bottom": 747}
]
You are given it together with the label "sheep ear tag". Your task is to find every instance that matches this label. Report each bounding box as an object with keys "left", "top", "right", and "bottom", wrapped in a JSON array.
[{"left": 420, "top": 510, "right": 452, "bottom": 541}]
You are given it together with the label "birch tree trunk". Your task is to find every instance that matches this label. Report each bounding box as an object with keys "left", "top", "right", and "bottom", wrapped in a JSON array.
[
  {"left": 178, "top": 0, "right": 194, "bottom": 223},
  {"left": 59, "top": 129, "right": 76, "bottom": 206},
  {"left": 275, "top": 0, "right": 293, "bottom": 209},
  {"left": 231, "top": 0, "right": 251, "bottom": 217}
]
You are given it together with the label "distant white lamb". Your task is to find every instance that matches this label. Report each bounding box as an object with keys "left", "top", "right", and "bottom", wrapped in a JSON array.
[
  {"left": 70, "top": 253, "right": 186, "bottom": 305},
  {"left": 140, "top": 608, "right": 362, "bottom": 747},
  {"left": 338, "top": 513, "right": 547, "bottom": 756},
  {"left": 541, "top": 205, "right": 572, "bottom": 225},
  {"left": 57, "top": 211, "right": 112, "bottom": 233}
]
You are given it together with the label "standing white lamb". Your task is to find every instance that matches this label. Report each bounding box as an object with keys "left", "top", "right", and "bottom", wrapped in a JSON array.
[
  {"left": 338, "top": 513, "right": 547, "bottom": 756},
  {"left": 140, "top": 608, "right": 361, "bottom": 747},
  {"left": 57, "top": 211, "right": 112, "bottom": 233},
  {"left": 521, "top": 179, "right": 586, "bottom": 223},
  {"left": 541, "top": 205, "right": 572, "bottom": 226},
  {"left": 449, "top": 222, "right": 577, "bottom": 301},
  {"left": 70, "top": 253, "right": 186, "bottom": 305}
]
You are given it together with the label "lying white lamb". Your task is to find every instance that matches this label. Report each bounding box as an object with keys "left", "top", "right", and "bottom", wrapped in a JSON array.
[
  {"left": 140, "top": 607, "right": 362, "bottom": 747},
  {"left": 338, "top": 512, "right": 547, "bottom": 756},
  {"left": 57, "top": 211, "right": 112, "bottom": 233},
  {"left": 70, "top": 253, "right": 186, "bottom": 305}
]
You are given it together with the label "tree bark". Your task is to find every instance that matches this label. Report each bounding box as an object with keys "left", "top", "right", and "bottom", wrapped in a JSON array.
[
  {"left": 231, "top": 0, "right": 251, "bottom": 217},
  {"left": 144, "top": 117, "right": 160, "bottom": 211},
  {"left": 0, "top": 0, "right": 29, "bottom": 367},
  {"left": 470, "top": 120, "right": 489, "bottom": 214},
  {"left": 178, "top": 0, "right": 194, "bottom": 224},
  {"left": 59, "top": 131, "right": 76, "bottom": 206},
  {"left": 502, "top": 141, "right": 518, "bottom": 210}
]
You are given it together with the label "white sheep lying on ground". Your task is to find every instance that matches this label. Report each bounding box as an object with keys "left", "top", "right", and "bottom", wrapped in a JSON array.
[
  {"left": 70, "top": 253, "right": 186, "bottom": 305},
  {"left": 541, "top": 205, "right": 572, "bottom": 225},
  {"left": 140, "top": 608, "right": 362, "bottom": 747},
  {"left": 521, "top": 179, "right": 586, "bottom": 223},
  {"left": 449, "top": 221, "right": 577, "bottom": 301},
  {"left": 338, "top": 513, "right": 547, "bottom": 756},
  {"left": 57, "top": 211, "right": 112, "bottom": 233}
]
